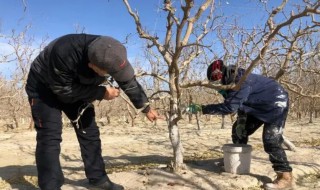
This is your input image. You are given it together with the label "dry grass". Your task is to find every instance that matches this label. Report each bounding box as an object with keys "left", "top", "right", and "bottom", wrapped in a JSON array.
[
  {"left": 297, "top": 172, "right": 320, "bottom": 186},
  {"left": 298, "top": 138, "right": 320, "bottom": 147}
]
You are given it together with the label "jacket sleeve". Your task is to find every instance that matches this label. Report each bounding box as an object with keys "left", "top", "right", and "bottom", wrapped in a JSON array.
[
  {"left": 48, "top": 53, "right": 106, "bottom": 103},
  {"left": 202, "top": 84, "right": 251, "bottom": 115},
  {"left": 117, "top": 77, "right": 150, "bottom": 113}
]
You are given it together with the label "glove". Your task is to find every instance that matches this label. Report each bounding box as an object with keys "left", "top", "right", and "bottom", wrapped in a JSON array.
[
  {"left": 186, "top": 104, "right": 202, "bottom": 114},
  {"left": 235, "top": 123, "right": 247, "bottom": 139},
  {"left": 218, "top": 89, "right": 227, "bottom": 97},
  {"left": 235, "top": 112, "right": 247, "bottom": 139}
]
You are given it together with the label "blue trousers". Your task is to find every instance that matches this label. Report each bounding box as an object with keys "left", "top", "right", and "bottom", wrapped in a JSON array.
[{"left": 29, "top": 95, "right": 108, "bottom": 190}]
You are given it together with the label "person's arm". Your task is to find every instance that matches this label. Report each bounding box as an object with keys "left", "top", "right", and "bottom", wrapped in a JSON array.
[
  {"left": 48, "top": 52, "right": 106, "bottom": 103},
  {"left": 117, "top": 77, "right": 150, "bottom": 113},
  {"left": 202, "top": 84, "right": 251, "bottom": 115}
]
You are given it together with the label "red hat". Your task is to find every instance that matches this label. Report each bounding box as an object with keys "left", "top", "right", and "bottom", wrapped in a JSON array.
[{"left": 207, "top": 60, "right": 224, "bottom": 81}]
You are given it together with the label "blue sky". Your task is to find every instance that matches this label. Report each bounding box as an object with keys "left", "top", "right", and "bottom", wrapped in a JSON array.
[
  {"left": 0, "top": 0, "right": 274, "bottom": 41},
  {"left": 0, "top": 1, "right": 269, "bottom": 55},
  {"left": 0, "top": 0, "right": 164, "bottom": 44},
  {"left": 0, "top": 0, "right": 304, "bottom": 76}
]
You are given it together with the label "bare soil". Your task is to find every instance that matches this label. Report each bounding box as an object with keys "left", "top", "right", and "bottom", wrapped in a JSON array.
[{"left": 0, "top": 117, "right": 319, "bottom": 190}]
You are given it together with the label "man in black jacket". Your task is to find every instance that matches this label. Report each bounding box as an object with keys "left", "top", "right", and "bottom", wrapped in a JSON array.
[{"left": 26, "top": 34, "right": 161, "bottom": 190}]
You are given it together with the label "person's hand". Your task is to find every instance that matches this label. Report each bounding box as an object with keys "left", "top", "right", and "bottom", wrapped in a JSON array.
[
  {"left": 235, "top": 123, "right": 247, "bottom": 139},
  {"left": 235, "top": 112, "right": 247, "bottom": 139},
  {"left": 185, "top": 104, "right": 202, "bottom": 114},
  {"left": 104, "top": 87, "right": 120, "bottom": 100},
  {"left": 146, "top": 108, "right": 163, "bottom": 122}
]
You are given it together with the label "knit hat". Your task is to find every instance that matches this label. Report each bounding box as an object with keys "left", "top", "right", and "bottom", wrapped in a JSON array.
[{"left": 88, "top": 36, "right": 134, "bottom": 82}]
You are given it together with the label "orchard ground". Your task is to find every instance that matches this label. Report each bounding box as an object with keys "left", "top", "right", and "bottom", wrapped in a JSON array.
[{"left": 0, "top": 116, "right": 319, "bottom": 190}]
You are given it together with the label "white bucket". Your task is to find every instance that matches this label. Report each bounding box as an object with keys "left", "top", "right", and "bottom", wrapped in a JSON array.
[{"left": 222, "top": 144, "right": 252, "bottom": 174}]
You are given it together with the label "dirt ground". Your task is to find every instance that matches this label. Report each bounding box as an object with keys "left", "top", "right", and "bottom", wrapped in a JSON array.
[{"left": 0, "top": 117, "right": 319, "bottom": 190}]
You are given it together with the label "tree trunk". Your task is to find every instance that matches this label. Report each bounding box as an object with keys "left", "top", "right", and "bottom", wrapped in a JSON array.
[
  {"left": 28, "top": 119, "right": 34, "bottom": 131},
  {"left": 221, "top": 115, "right": 225, "bottom": 129},
  {"left": 127, "top": 103, "right": 135, "bottom": 127},
  {"left": 106, "top": 115, "right": 111, "bottom": 124},
  {"left": 168, "top": 95, "right": 185, "bottom": 171},
  {"left": 188, "top": 114, "right": 192, "bottom": 124},
  {"left": 297, "top": 112, "right": 301, "bottom": 120},
  {"left": 195, "top": 113, "right": 201, "bottom": 130},
  {"left": 168, "top": 118, "right": 185, "bottom": 171},
  {"left": 309, "top": 111, "right": 313, "bottom": 123},
  {"left": 13, "top": 116, "right": 19, "bottom": 129},
  {"left": 188, "top": 91, "right": 193, "bottom": 124}
]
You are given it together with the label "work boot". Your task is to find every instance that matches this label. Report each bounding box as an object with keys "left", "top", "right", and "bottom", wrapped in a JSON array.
[
  {"left": 265, "top": 172, "right": 295, "bottom": 190},
  {"left": 90, "top": 179, "right": 124, "bottom": 190}
]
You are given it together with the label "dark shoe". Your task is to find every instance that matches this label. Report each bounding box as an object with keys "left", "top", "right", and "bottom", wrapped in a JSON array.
[{"left": 90, "top": 180, "right": 124, "bottom": 190}]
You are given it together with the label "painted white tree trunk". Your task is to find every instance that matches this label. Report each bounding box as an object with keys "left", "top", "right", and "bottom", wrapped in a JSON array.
[
  {"left": 168, "top": 98, "right": 185, "bottom": 171},
  {"left": 168, "top": 120, "right": 185, "bottom": 171}
]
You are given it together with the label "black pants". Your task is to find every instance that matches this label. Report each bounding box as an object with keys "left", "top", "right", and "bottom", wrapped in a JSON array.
[
  {"left": 231, "top": 113, "right": 292, "bottom": 172},
  {"left": 29, "top": 96, "right": 108, "bottom": 190}
]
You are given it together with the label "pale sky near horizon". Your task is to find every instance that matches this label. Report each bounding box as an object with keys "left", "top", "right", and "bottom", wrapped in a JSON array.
[{"left": 0, "top": 0, "right": 305, "bottom": 77}]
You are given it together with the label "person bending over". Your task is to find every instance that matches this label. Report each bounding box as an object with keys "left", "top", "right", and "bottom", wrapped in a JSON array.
[
  {"left": 186, "top": 60, "right": 294, "bottom": 190},
  {"left": 26, "top": 34, "right": 161, "bottom": 190}
]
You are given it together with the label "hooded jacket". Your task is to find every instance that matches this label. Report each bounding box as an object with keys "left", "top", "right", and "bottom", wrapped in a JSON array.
[
  {"left": 26, "top": 34, "right": 149, "bottom": 112},
  {"left": 202, "top": 67, "right": 289, "bottom": 125}
]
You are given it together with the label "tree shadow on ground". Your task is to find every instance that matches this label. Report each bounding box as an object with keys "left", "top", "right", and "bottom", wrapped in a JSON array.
[
  {"left": 104, "top": 154, "right": 225, "bottom": 190},
  {"left": 103, "top": 154, "right": 225, "bottom": 173},
  {"left": 185, "top": 157, "right": 224, "bottom": 173},
  {"left": 102, "top": 148, "right": 278, "bottom": 189},
  {"left": 104, "top": 154, "right": 171, "bottom": 168},
  {"left": 0, "top": 165, "right": 92, "bottom": 190},
  {"left": 186, "top": 157, "right": 273, "bottom": 189},
  {"left": 248, "top": 173, "right": 273, "bottom": 188},
  {"left": 185, "top": 157, "right": 225, "bottom": 189},
  {"left": 6, "top": 153, "right": 316, "bottom": 190},
  {"left": 0, "top": 165, "right": 38, "bottom": 190}
]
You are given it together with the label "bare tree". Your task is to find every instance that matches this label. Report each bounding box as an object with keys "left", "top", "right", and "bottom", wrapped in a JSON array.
[
  {"left": 0, "top": 25, "right": 48, "bottom": 129},
  {"left": 123, "top": 0, "right": 319, "bottom": 171},
  {"left": 123, "top": 0, "right": 217, "bottom": 171}
]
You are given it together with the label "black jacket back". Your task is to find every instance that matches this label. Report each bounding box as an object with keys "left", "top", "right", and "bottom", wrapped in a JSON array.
[{"left": 26, "top": 34, "right": 149, "bottom": 111}]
